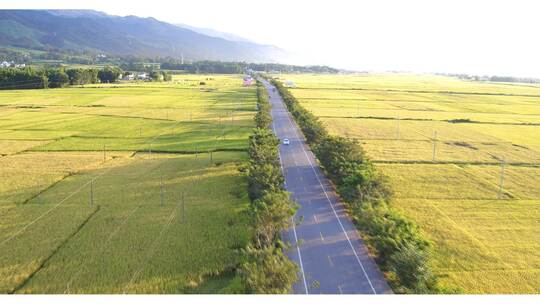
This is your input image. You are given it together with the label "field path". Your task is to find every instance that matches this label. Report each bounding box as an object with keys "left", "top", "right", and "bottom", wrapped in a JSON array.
[{"left": 261, "top": 79, "right": 392, "bottom": 294}]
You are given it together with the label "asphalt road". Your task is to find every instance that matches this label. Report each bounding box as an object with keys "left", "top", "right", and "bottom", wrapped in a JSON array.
[{"left": 261, "top": 79, "right": 392, "bottom": 294}]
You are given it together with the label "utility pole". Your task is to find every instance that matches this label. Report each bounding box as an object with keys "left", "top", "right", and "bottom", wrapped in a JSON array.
[
  {"left": 37, "top": 181, "right": 41, "bottom": 204},
  {"left": 432, "top": 131, "right": 438, "bottom": 162},
  {"left": 498, "top": 157, "right": 506, "bottom": 199}
]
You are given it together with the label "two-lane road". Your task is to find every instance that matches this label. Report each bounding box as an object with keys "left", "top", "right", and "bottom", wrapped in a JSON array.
[{"left": 262, "top": 79, "right": 392, "bottom": 294}]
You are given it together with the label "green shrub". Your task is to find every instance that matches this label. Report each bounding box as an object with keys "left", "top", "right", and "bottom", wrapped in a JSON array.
[
  {"left": 240, "top": 79, "right": 297, "bottom": 293},
  {"left": 240, "top": 245, "right": 298, "bottom": 294},
  {"left": 46, "top": 68, "right": 70, "bottom": 88},
  {"left": 251, "top": 191, "right": 297, "bottom": 249},
  {"left": 388, "top": 242, "right": 437, "bottom": 293}
]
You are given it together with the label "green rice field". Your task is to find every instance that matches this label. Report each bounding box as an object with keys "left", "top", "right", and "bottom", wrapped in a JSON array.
[
  {"left": 0, "top": 75, "right": 255, "bottom": 293},
  {"left": 283, "top": 73, "right": 540, "bottom": 293}
]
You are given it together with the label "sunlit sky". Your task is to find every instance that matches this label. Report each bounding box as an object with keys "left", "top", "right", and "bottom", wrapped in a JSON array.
[{"left": 4, "top": 0, "right": 540, "bottom": 77}]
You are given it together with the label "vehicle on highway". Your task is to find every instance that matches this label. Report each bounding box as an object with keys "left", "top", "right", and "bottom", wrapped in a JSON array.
[{"left": 283, "top": 138, "right": 290, "bottom": 145}]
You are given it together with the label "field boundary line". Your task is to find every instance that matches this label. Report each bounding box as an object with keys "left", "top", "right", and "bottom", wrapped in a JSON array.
[
  {"left": 292, "top": 86, "right": 540, "bottom": 98},
  {"left": 0, "top": 164, "right": 116, "bottom": 247},
  {"left": 318, "top": 115, "right": 540, "bottom": 127},
  {"left": 21, "top": 172, "right": 74, "bottom": 205},
  {"left": 9, "top": 205, "right": 100, "bottom": 294},
  {"left": 64, "top": 203, "right": 142, "bottom": 293},
  {"left": 371, "top": 160, "right": 540, "bottom": 167}
]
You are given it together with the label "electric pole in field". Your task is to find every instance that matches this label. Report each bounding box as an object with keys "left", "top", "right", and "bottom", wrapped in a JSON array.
[
  {"left": 37, "top": 181, "right": 41, "bottom": 204},
  {"left": 498, "top": 157, "right": 506, "bottom": 199}
]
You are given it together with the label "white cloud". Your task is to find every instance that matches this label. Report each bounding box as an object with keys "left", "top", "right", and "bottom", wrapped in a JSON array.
[{"left": 3, "top": 0, "right": 540, "bottom": 77}]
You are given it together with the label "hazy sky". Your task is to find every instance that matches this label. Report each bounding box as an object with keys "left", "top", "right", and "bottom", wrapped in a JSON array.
[{"left": 4, "top": 0, "right": 540, "bottom": 77}]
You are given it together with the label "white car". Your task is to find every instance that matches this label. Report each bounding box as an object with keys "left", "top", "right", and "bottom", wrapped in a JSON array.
[{"left": 283, "top": 138, "right": 290, "bottom": 145}]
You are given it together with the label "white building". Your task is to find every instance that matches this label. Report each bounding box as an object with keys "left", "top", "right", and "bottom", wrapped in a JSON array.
[
  {"left": 136, "top": 72, "right": 148, "bottom": 80},
  {"left": 122, "top": 74, "right": 135, "bottom": 81},
  {"left": 0, "top": 62, "right": 26, "bottom": 68}
]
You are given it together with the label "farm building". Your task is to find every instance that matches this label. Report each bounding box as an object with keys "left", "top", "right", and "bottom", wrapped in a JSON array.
[
  {"left": 122, "top": 74, "right": 135, "bottom": 81},
  {"left": 136, "top": 72, "right": 148, "bottom": 80}
]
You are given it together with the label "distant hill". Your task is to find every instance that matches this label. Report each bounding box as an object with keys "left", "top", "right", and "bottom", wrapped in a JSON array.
[
  {"left": 0, "top": 10, "right": 289, "bottom": 62},
  {"left": 175, "top": 23, "right": 254, "bottom": 43}
]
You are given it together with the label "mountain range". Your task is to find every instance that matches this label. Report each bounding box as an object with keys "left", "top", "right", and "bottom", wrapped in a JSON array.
[{"left": 0, "top": 9, "right": 288, "bottom": 62}]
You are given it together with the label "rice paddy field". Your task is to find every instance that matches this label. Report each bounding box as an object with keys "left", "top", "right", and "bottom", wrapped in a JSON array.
[
  {"left": 282, "top": 73, "right": 540, "bottom": 293},
  {"left": 0, "top": 75, "right": 256, "bottom": 293}
]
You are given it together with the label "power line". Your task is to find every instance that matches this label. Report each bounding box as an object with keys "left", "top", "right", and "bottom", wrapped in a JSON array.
[
  {"left": 122, "top": 207, "right": 177, "bottom": 293},
  {"left": 0, "top": 167, "right": 113, "bottom": 247}
]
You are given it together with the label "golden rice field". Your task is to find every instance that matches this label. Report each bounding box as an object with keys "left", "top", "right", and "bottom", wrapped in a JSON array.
[
  {"left": 0, "top": 75, "right": 255, "bottom": 293},
  {"left": 283, "top": 73, "right": 540, "bottom": 293}
]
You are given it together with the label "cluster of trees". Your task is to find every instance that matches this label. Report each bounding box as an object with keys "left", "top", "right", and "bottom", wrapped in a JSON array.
[
  {"left": 488, "top": 75, "right": 540, "bottom": 83},
  {"left": 239, "top": 82, "right": 298, "bottom": 293},
  {"left": 160, "top": 60, "right": 340, "bottom": 74},
  {"left": 149, "top": 70, "right": 173, "bottom": 82},
  {"left": 0, "top": 66, "right": 124, "bottom": 90},
  {"left": 97, "top": 66, "right": 123, "bottom": 83},
  {"left": 65, "top": 68, "right": 99, "bottom": 85},
  {"left": 1, "top": 47, "right": 341, "bottom": 76},
  {"left": 0, "top": 67, "right": 48, "bottom": 89},
  {"left": 0, "top": 47, "right": 108, "bottom": 65},
  {"left": 271, "top": 78, "right": 454, "bottom": 293},
  {"left": 441, "top": 73, "right": 540, "bottom": 84},
  {"left": 0, "top": 48, "right": 31, "bottom": 63}
]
